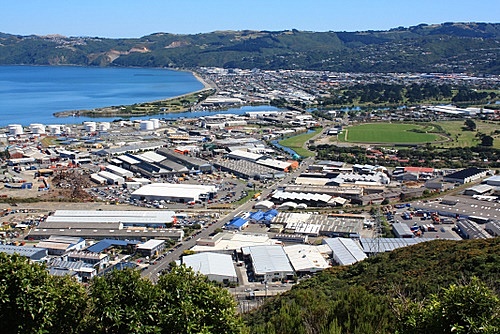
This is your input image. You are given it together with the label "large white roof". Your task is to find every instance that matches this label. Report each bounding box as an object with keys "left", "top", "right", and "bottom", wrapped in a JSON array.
[
  {"left": 47, "top": 210, "right": 175, "bottom": 224},
  {"left": 132, "top": 183, "right": 217, "bottom": 198},
  {"left": 241, "top": 245, "right": 293, "bottom": 275},
  {"left": 182, "top": 252, "right": 237, "bottom": 278},
  {"left": 323, "top": 238, "right": 367, "bottom": 266},
  {"left": 284, "top": 244, "right": 330, "bottom": 272}
]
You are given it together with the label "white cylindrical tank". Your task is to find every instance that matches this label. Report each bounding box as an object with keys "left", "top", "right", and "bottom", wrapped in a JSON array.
[
  {"left": 140, "top": 120, "right": 154, "bottom": 131},
  {"left": 98, "top": 122, "right": 111, "bottom": 131},
  {"left": 150, "top": 118, "right": 160, "bottom": 129},
  {"left": 30, "top": 123, "right": 46, "bottom": 134},
  {"left": 47, "top": 124, "right": 61, "bottom": 135},
  {"left": 8, "top": 124, "right": 23, "bottom": 136},
  {"left": 84, "top": 121, "right": 97, "bottom": 132}
]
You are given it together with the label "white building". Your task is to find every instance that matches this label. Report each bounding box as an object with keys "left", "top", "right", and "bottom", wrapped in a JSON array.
[
  {"left": 131, "top": 183, "right": 217, "bottom": 203},
  {"left": 323, "top": 238, "right": 367, "bottom": 266},
  {"left": 137, "top": 239, "right": 165, "bottom": 257},
  {"left": 182, "top": 252, "right": 238, "bottom": 283},
  {"left": 242, "top": 245, "right": 294, "bottom": 282},
  {"left": 284, "top": 244, "right": 330, "bottom": 274}
]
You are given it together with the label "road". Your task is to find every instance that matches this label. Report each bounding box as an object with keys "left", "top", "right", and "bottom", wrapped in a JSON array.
[{"left": 141, "top": 156, "right": 314, "bottom": 282}]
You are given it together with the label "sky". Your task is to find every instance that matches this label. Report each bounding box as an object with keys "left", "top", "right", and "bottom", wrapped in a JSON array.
[{"left": 2, "top": 0, "right": 498, "bottom": 38}]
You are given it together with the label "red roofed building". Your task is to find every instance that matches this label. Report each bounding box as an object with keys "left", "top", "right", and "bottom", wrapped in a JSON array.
[{"left": 404, "top": 167, "right": 434, "bottom": 174}]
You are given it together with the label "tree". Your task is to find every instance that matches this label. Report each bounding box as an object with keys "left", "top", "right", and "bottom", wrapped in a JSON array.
[
  {"left": 464, "top": 119, "right": 477, "bottom": 131},
  {"left": 397, "top": 277, "right": 500, "bottom": 334},
  {"left": 0, "top": 253, "right": 87, "bottom": 334},
  {"left": 481, "top": 135, "right": 494, "bottom": 147},
  {"left": 87, "top": 268, "right": 159, "bottom": 334},
  {"left": 156, "top": 265, "right": 242, "bottom": 334}
]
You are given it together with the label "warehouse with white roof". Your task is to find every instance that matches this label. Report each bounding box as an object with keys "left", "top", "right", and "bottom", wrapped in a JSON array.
[
  {"left": 242, "top": 245, "right": 294, "bottom": 282},
  {"left": 284, "top": 244, "right": 330, "bottom": 274},
  {"left": 131, "top": 183, "right": 217, "bottom": 203},
  {"left": 323, "top": 238, "right": 367, "bottom": 266},
  {"left": 182, "top": 252, "right": 238, "bottom": 283}
]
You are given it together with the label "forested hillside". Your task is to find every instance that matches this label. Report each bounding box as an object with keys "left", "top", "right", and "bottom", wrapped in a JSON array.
[{"left": 0, "top": 22, "right": 499, "bottom": 73}]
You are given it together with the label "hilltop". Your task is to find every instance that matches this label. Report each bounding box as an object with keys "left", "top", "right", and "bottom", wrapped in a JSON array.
[{"left": 0, "top": 22, "right": 499, "bottom": 73}]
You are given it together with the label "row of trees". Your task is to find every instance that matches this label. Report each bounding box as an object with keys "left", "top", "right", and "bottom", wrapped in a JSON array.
[
  {"left": 318, "top": 83, "right": 496, "bottom": 107},
  {"left": 0, "top": 253, "right": 242, "bottom": 334},
  {"left": 313, "top": 144, "right": 500, "bottom": 168}
]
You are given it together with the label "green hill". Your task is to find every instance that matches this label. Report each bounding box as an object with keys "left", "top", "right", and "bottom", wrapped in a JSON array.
[
  {"left": 244, "top": 238, "right": 500, "bottom": 334},
  {"left": 1, "top": 22, "right": 499, "bottom": 73}
]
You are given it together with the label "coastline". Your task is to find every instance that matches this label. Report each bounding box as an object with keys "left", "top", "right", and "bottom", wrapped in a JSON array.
[{"left": 53, "top": 69, "right": 218, "bottom": 119}]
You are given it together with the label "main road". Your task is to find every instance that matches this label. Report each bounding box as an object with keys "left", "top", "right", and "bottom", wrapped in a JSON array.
[{"left": 141, "top": 156, "right": 314, "bottom": 282}]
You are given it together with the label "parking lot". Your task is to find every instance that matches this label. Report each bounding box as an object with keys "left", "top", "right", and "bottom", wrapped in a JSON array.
[{"left": 389, "top": 205, "right": 462, "bottom": 240}]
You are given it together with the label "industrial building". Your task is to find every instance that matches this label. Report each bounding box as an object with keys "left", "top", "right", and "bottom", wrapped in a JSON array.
[
  {"left": 35, "top": 236, "right": 86, "bottom": 255},
  {"left": 192, "top": 232, "right": 281, "bottom": 254},
  {"left": 359, "top": 238, "right": 434, "bottom": 255},
  {"left": 44, "top": 210, "right": 176, "bottom": 228},
  {"left": 131, "top": 183, "right": 217, "bottom": 203},
  {"left": 242, "top": 245, "right": 294, "bottom": 282},
  {"left": 455, "top": 219, "right": 492, "bottom": 240},
  {"left": 271, "top": 212, "right": 364, "bottom": 237},
  {"left": 283, "top": 244, "right": 330, "bottom": 274},
  {"left": 443, "top": 167, "right": 488, "bottom": 184},
  {"left": 225, "top": 217, "right": 249, "bottom": 231},
  {"left": 28, "top": 210, "right": 183, "bottom": 242},
  {"left": 137, "top": 239, "right": 166, "bottom": 257},
  {"left": 392, "top": 222, "right": 415, "bottom": 238},
  {"left": 182, "top": 252, "right": 238, "bottom": 283},
  {"left": 0, "top": 244, "right": 48, "bottom": 261},
  {"left": 156, "top": 148, "right": 213, "bottom": 173},
  {"left": 323, "top": 238, "right": 367, "bottom": 266}
]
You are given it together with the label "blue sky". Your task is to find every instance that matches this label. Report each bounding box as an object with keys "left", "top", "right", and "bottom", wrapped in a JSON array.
[{"left": 2, "top": 0, "right": 498, "bottom": 38}]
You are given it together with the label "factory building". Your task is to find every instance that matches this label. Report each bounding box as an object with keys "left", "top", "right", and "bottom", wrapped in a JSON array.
[
  {"left": 182, "top": 252, "right": 238, "bottom": 284},
  {"left": 443, "top": 167, "right": 488, "bottom": 184},
  {"left": 283, "top": 244, "right": 330, "bottom": 274},
  {"left": 242, "top": 245, "right": 295, "bottom": 282},
  {"left": 323, "top": 238, "right": 367, "bottom": 266},
  {"left": 0, "top": 244, "right": 48, "bottom": 261},
  {"left": 131, "top": 183, "right": 217, "bottom": 203},
  {"left": 136, "top": 239, "right": 166, "bottom": 257}
]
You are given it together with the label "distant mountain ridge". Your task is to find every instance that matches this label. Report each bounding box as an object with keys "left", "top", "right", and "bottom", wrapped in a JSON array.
[{"left": 1, "top": 22, "right": 499, "bottom": 73}]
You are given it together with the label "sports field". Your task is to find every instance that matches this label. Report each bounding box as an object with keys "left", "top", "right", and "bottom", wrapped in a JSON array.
[{"left": 341, "top": 123, "right": 441, "bottom": 144}]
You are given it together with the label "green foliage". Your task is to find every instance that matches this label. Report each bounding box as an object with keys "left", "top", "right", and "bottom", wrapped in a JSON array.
[
  {"left": 396, "top": 277, "right": 500, "bottom": 334},
  {"left": 0, "top": 253, "right": 87, "bottom": 334},
  {"left": 464, "top": 119, "right": 477, "bottom": 131},
  {"left": 87, "top": 269, "right": 158, "bottom": 333},
  {"left": 481, "top": 135, "right": 494, "bottom": 147},
  {"left": 0, "top": 257, "right": 243, "bottom": 334},
  {"left": 156, "top": 265, "right": 242, "bottom": 334}
]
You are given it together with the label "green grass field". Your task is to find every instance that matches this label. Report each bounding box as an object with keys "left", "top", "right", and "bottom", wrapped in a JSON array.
[
  {"left": 279, "top": 128, "right": 322, "bottom": 157},
  {"left": 437, "top": 120, "right": 500, "bottom": 149},
  {"left": 340, "top": 123, "right": 441, "bottom": 144}
]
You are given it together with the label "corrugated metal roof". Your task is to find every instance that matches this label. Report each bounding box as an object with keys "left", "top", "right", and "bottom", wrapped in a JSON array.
[
  {"left": 182, "top": 252, "right": 237, "bottom": 279},
  {"left": 359, "top": 238, "right": 434, "bottom": 253},
  {"left": 323, "top": 238, "right": 367, "bottom": 265},
  {"left": 241, "top": 245, "right": 293, "bottom": 275}
]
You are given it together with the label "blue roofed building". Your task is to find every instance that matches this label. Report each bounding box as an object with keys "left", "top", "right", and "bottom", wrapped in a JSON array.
[
  {"left": 225, "top": 217, "right": 248, "bottom": 231},
  {"left": 263, "top": 209, "right": 279, "bottom": 223},
  {"left": 86, "top": 239, "right": 139, "bottom": 253},
  {"left": 249, "top": 210, "right": 265, "bottom": 222}
]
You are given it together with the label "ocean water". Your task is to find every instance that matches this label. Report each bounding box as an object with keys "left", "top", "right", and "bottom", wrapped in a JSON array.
[{"left": 0, "top": 65, "right": 205, "bottom": 126}]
